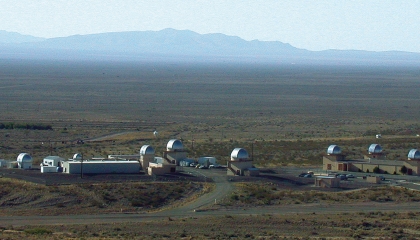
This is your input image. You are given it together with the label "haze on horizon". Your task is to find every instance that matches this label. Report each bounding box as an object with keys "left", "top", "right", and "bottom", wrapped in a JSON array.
[{"left": 0, "top": 0, "right": 419, "bottom": 53}]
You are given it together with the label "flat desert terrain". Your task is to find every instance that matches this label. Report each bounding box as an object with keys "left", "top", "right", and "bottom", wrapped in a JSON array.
[{"left": 1, "top": 59, "right": 420, "bottom": 239}]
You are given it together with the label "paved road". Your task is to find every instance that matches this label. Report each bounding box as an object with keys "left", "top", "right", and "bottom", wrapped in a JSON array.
[
  {"left": 174, "top": 168, "right": 233, "bottom": 211},
  {"left": 0, "top": 202, "right": 418, "bottom": 227}
]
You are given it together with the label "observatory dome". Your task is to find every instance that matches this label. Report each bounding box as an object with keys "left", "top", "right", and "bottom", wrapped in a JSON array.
[
  {"left": 368, "top": 144, "right": 383, "bottom": 154},
  {"left": 327, "top": 145, "right": 341, "bottom": 155},
  {"left": 166, "top": 139, "right": 183, "bottom": 151},
  {"left": 17, "top": 153, "right": 32, "bottom": 163},
  {"left": 230, "top": 148, "right": 249, "bottom": 161},
  {"left": 408, "top": 149, "right": 420, "bottom": 160},
  {"left": 73, "top": 153, "right": 82, "bottom": 160},
  {"left": 140, "top": 145, "right": 155, "bottom": 155}
]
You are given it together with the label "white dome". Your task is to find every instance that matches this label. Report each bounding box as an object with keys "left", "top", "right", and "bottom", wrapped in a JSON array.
[
  {"left": 368, "top": 144, "right": 383, "bottom": 154},
  {"left": 408, "top": 149, "right": 420, "bottom": 160},
  {"left": 73, "top": 153, "right": 82, "bottom": 160},
  {"left": 327, "top": 145, "right": 341, "bottom": 155},
  {"left": 230, "top": 148, "right": 249, "bottom": 161},
  {"left": 166, "top": 139, "right": 183, "bottom": 151},
  {"left": 17, "top": 153, "right": 32, "bottom": 163},
  {"left": 140, "top": 145, "right": 155, "bottom": 155}
]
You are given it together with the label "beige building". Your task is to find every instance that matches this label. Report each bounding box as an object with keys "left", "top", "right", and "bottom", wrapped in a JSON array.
[
  {"left": 323, "top": 145, "right": 420, "bottom": 175},
  {"left": 315, "top": 176, "right": 340, "bottom": 188},
  {"left": 227, "top": 148, "right": 258, "bottom": 176}
]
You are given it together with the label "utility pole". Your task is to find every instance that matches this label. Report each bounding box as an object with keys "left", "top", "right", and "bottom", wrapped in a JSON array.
[{"left": 80, "top": 153, "right": 83, "bottom": 179}]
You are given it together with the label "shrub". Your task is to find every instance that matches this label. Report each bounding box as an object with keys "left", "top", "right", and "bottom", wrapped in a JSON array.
[{"left": 24, "top": 228, "right": 52, "bottom": 235}]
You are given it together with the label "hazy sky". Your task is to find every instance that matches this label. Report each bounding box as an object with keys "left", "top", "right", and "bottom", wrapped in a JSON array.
[{"left": 1, "top": 0, "right": 419, "bottom": 52}]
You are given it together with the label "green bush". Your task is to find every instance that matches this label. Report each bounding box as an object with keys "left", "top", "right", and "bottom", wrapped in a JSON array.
[{"left": 24, "top": 228, "right": 52, "bottom": 235}]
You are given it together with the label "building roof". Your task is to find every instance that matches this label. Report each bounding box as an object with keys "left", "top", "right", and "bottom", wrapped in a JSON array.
[
  {"left": 327, "top": 145, "right": 342, "bottom": 155},
  {"left": 166, "top": 139, "right": 183, "bottom": 151},
  {"left": 408, "top": 149, "right": 420, "bottom": 160},
  {"left": 368, "top": 144, "right": 383, "bottom": 154},
  {"left": 140, "top": 145, "right": 155, "bottom": 155},
  {"left": 230, "top": 148, "right": 249, "bottom": 160}
]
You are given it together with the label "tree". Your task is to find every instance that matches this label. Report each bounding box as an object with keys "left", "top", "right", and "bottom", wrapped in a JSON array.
[
  {"left": 400, "top": 166, "right": 408, "bottom": 175},
  {"left": 373, "top": 166, "right": 381, "bottom": 174}
]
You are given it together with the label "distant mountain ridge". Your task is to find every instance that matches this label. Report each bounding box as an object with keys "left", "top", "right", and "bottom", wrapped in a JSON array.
[
  {"left": 0, "top": 30, "right": 45, "bottom": 44},
  {"left": 1, "top": 28, "right": 419, "bottom": 65}
]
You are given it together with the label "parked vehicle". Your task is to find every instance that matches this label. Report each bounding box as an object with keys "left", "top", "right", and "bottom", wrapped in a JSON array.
[
  {"left": 346, "top": 174, "right": 355, "bottom": 178},
  {"left": 337, "top": 174, "right": 347, "bottom": 180}
]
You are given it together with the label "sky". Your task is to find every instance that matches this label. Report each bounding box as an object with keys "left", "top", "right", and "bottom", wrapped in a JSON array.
[{"left": 1, "top": 0, "right": 419, "bottom": 53}]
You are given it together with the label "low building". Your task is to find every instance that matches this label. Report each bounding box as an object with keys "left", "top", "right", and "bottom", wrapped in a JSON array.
[
  {"left": 43, "top": 156, "right": 65, "bottom": 167},
  {"left": 315, "top": 176, "right": 340, "bottom": 188},
  {"left": 198, "top": 157, "right": 216, "bottom": 167},
  {"left": 62, "top": 160, "right": 140, "bottom": 174},
  {"left": 148, "top": 162, "right": 176, "bottom": 175},
  {"left": 323, "top": 145, "right": 420, "bottom": 176}
]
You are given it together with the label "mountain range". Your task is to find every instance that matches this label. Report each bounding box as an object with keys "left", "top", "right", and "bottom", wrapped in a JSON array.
[{"left": 1, "top": 28, "right": 419, "bottom": 65}]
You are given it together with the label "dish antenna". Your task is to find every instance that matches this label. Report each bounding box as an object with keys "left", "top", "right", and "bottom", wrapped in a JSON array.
[{"left": 153, "top": 130, "right": 158, "bottom": 137}]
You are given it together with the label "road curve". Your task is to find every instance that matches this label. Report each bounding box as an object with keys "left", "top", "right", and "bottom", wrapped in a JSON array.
[{"left": 0, "top": 169, "right": 419, "bottom": 227}]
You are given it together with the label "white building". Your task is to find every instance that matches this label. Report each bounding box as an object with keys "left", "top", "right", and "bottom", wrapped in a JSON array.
[
  {"left": 62, "top": 160, "right": 140, "bottom": 174},
  {"left": 43, "top": 156, "right": 65, "bottom": 167}
]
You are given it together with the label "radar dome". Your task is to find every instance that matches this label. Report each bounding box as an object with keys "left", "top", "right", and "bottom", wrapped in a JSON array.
[
  {"left": 327, "top": 145, "right": 341, "bottom": 155},
  {"left": 167, "top": 139, "right": 183, "bottom": 151},
  {"left": 368, "top": 144, "right": 383, "bottom": 154},
  {"left": 17, "top": 153, "right": 32, "bottom": 163},
  {"left": 140, "top": 145, "right": 155, "bottom": 155},
  {"left": 408, "top": 149, "right": 420, "bottom": 160},
  {"left": 230, "top": 148, "right": 249, "bottom": 161}
]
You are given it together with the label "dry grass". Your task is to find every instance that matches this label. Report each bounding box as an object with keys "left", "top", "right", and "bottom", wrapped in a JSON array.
[
  {"left": 227, "top": 182, "right": 420, "bottom": 206},
  {"left": 0, "top": 178, "right": 205, "bottom": 216},
  {"left": 3, "top": 211, "right": 420, "bottom": 239}
]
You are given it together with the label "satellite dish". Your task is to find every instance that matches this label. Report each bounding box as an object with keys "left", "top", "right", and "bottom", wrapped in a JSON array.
[{"left": 153, "top": 130, "right": 158, "bottom": 137}]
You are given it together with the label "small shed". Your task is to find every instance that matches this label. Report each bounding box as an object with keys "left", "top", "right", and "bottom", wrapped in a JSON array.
[
  {"left": 0, "top": 159, "right": 7, "bottom": 167},
  {"left": 315, "top": 176, "right": 340, "bottom": 188},
  {"left": 366, "top": 176, "right": 381, "bottom": 184},
  {"left": 198, "top": 157, "right": 216, "bottom": 166}
]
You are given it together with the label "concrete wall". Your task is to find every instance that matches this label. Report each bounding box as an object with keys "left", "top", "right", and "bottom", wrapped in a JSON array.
[
  {"left": 351, "top": 163, "right": 400, "bottom": 174},
  {"left": 140, "top": 154, "right": 154, "bottom": 170},
  {"left": 228, "top": 160, "right": 253, "bottom": 176},
  {"left": 41, "top": 166, "right": 58, "bottom": 173},
  {"left": 164, "top": 151, "right": 187, "bottom": 165},
  {"left": 148, "top": 164, "right": 176, "bottom": 175}
]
